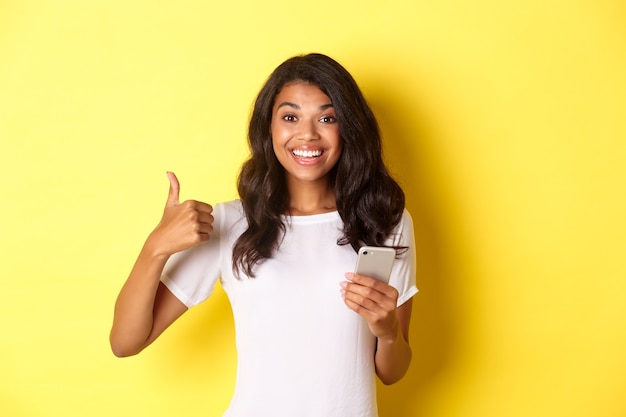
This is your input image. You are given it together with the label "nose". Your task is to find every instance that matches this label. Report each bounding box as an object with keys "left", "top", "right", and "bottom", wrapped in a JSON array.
[{"left": 298, "top": 119, "right": 320, "bottom": 141}]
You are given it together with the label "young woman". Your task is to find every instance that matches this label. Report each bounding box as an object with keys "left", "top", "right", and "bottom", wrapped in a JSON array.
[{"left": 110, "top": 53, "right": 418, "bottom": 417}]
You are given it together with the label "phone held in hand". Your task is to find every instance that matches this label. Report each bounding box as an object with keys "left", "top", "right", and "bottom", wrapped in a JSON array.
[{"left": 353, "top": 246, "right": 396, "bottom": 284}]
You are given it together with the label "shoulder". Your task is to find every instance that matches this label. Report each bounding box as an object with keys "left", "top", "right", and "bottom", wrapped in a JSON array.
[
  {"left": 386, "top": 208, "right": 415, "bottom": 246},
  {"left": 214, "top": 199, "right": 246, "bottom": 230},
  {"left": 392, "top": 208, "right": 413, "bottom": 232},
  {"left": 216, "top": 199, "right": 244, "bottom": 216},
  {"left": 400, "top": 208, "right": 414, "bottom": 228}
]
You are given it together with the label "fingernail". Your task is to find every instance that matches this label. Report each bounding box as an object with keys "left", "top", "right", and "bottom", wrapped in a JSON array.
[
  {"left": 344, "top": 272, "right": 354, "bottom": 280},
  {"left": 339, "top": 281, "right": 347, "bottom": 288}
]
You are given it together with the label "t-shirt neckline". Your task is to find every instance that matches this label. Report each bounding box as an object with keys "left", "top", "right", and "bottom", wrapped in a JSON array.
[{"left": 283, "top": 210, "right": 340, "bottom": 224}]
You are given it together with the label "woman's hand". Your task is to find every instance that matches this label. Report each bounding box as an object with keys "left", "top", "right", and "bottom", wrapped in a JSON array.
[
  {"left": 341, "top": 272, "right": 414, "bottom": 384},
  {"left": 146, "top": 171, "right": 214, "bottom": 258},
  {"left": 340, "top": 272, "right": 400, "bottom": 341}
]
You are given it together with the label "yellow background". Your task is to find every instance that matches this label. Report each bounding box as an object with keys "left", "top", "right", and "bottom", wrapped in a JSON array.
[{"left": 1, "top": 1, "right": 625, "bottom": 416}]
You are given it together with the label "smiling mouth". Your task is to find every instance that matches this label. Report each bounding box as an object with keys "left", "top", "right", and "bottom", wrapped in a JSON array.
[{"left": 292, "top": 149, "right": 323, "bottom": 158}]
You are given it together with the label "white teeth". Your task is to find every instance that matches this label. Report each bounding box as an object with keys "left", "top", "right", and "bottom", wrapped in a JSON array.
[{"left": 292, "top": 149, "right": 322, "bottom": 158}]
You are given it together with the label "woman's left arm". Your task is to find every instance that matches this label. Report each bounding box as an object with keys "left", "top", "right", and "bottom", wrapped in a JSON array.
[{"left": 341, "top": 273, "right": 413, "bottom": 385}]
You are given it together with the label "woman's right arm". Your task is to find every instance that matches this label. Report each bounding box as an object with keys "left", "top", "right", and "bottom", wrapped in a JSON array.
[{"left": 109, "top": 172, "right": 214, "bottom": 357}]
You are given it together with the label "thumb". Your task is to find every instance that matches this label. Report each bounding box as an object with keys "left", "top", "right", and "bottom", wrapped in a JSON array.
[{"left": 165, "top": 171, "right": 180, "bottom": 206}]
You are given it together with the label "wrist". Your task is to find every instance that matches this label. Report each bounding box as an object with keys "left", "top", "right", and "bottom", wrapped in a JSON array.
[
  {"left": 377, "top": 324, "right": 401, "bottom": 345},
  {"left": 142, "top": 233, "right": 172, "bottom": 263}
]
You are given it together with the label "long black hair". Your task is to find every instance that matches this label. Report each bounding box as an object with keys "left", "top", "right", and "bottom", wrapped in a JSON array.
[{"left": 233, "top": 53, "right": 405, "bottom": 278}]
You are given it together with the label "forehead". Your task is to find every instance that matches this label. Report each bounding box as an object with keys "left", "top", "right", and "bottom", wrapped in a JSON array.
[{"left": 273, "top": 82, "right": 331, "bottom": 106}]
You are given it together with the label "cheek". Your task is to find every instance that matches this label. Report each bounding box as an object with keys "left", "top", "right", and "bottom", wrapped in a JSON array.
[
  {"left": 270, "top": 125, "right": 280, "bottom": 147},
  {"left": 270, "top": 123, "right": 287, "bottom": 143},
  {"left": 333, "top": 132, "right": 343, "bottom": 151}
]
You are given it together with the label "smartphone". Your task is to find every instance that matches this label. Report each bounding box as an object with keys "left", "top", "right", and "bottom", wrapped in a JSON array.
[{"left": 354, "top": 246, "right": 396, "bottom": 283}]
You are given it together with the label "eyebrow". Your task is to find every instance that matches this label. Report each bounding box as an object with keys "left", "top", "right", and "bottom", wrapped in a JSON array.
[{"left": 276, "top": 102, "right": 334, "bottom": 110}]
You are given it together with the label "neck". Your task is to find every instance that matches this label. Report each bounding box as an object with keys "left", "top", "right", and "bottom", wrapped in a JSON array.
[{"left": 286, "top": 178, "right": 336, "bottom": 216}]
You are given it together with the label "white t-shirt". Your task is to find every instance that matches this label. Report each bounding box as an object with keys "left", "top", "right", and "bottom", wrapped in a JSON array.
[{"left": 162, "top": 200, "right": 418, "bottom": 417}]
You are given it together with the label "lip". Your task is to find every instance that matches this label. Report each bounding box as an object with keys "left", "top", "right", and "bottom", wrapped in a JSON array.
[{"left": 289, "top": 147, "right": 325, "bottom": 166}]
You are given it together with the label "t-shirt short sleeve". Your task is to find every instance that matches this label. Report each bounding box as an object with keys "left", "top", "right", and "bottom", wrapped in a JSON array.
[
  {"left": 160, "top": 203, "right": 225, "bottom": 308},
  {"left": 387, "top": 210, "right": 419, "bottom": 307}
]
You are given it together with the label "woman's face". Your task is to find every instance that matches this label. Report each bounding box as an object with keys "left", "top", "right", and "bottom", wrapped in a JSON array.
[{"left": 270, "top": 82, "right": 342, "bottom": 188}]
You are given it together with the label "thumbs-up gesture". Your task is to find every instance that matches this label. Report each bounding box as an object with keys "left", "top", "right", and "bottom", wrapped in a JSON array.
[{"left": 147, "top": 172, "right": 214, "bottom": 258}]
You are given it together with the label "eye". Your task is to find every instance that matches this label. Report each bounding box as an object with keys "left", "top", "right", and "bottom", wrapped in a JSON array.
[
  {"left": 319, "top": 115, "right": 337, "bottom": 123},
  {"left": 282, "top": 114, "right": 297, "bottom": 122}
]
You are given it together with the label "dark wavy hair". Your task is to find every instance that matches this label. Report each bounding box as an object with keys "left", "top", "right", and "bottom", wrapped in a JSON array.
[{"left": 233, "top": 53, "right": 405, "bottom": 278}]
